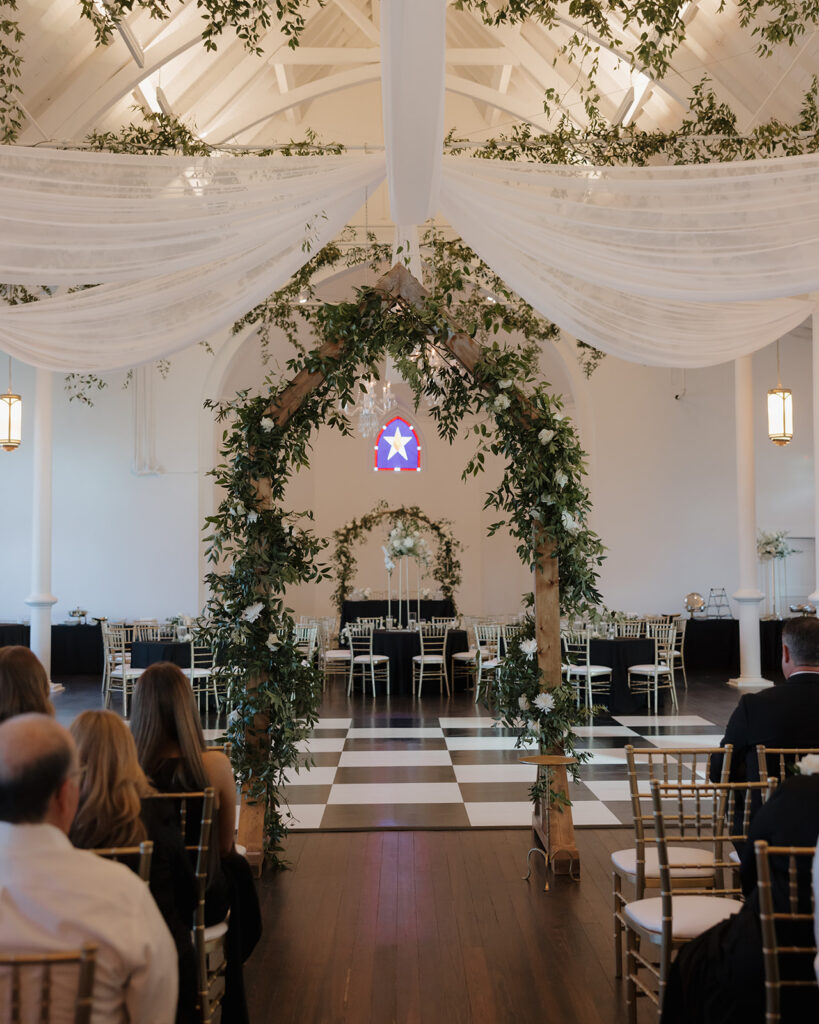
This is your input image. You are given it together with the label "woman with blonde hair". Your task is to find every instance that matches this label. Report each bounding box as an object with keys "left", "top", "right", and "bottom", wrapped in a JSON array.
[
  {"left": 69, "top": 709, "right": 198, "bottom": 1024},
  {"left": 0, "top": 646, "right": 54, "bottom": 724},
  {"left": 131, "top": 663, "right": 261, "bottom": 1024}
]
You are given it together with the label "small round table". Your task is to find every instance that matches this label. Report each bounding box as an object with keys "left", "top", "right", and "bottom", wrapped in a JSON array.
[{"left": 519, "top": 753, "right": 579, "bottom": 892}]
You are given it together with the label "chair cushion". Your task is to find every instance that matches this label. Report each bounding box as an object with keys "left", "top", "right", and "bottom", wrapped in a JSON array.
[
  {"left": 202, "top": 919, "right": 229, "bottom": 944},
  {"left": 324, "top": 650, "right": 351, "bottom": 660},
  {"left": 628, "top": 663, "right": 670, "bottom": 673},
  {"left": 354, "top": 654, "right": 389, "bottom": 663},
  {"left": 481, "top": 659, "right": 499, "bottom": 669},
  {"left": 413, "top": 655, "right": 444, "bottom": 664},
  {"left": 568, "top": 665, "right": 611, "bottom": 677},
  {"left": 611, "top": 846, "right": 716, "bottom": 879},
  {"left": 453, "top": 650, "right": 478, "bottom": 661},
  {"left": 624, "top": 895, "right": 740, "bottom": 939}
]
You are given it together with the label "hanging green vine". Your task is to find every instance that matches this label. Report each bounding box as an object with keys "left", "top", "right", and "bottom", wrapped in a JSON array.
[
  {"left": 331, "top": 501, "right": 463, "bottom": 612},
  {"left": 0, "top": 2, "right": 23, "bottom": 144},
  {"left": 202, "top": 267, "right": 605, "bottom": 859}
]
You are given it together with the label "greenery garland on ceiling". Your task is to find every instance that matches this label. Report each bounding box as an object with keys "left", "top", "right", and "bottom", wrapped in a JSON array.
[
  {"left": 331, "top": 501, "right": 463, "bottom": 613},
  {"left": 202, "top": 266, "right": 605, "bottom": 858},
  {"left": 0, "top": 1, "right": 23, "bottom": 143}
]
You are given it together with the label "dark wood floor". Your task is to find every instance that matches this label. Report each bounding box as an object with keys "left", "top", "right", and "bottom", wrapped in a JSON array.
[{"left": 245, "top": 828, "right": 633, "bottom": 1024}]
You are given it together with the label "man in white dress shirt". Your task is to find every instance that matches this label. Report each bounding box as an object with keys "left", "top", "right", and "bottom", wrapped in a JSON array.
[{"left": 0, "top": 714, "right": 178, "bottom": 1024}]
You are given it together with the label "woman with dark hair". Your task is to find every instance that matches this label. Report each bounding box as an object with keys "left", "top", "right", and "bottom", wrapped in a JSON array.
[
  {"left": 0, "top": 646, "right": 54, "bottom": 723},
  {"left": 131, "top": 663, "right": 261, "bottom": 1024},
  {"left": 69, "top": 709, "right": 198, "bottom": 1024}
]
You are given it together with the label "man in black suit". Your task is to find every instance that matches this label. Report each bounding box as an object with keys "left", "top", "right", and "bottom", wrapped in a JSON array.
[{"left": 711, "top": 616, "right": 819, "bottom": 788}]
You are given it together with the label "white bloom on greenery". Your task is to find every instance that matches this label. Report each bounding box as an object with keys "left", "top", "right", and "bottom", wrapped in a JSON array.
[
  {"left": 301, "top": 659, "right": 310, "bottom": 667},
  {"left": 538, "top": 428, "right": 554, "bottom": 445},
  {"left": 796, "top": 754, "right": 819, "bottom": 776},
  {"left": 541, "top": 493, "right": 554, "bottom": 506},
  {"left": 534, "top": 691, "right": 555, "bottom": 714},
  {"left": 554, "top": 470, "right": 568, "bottom": 488},
  {"left": 553, "top": 412, "right": 566, "bottom": 422},
  {"left": 234, "top": 503, "right": 246, "bottom": 517},
  {"left": 520, "top": 638, "right": 538, "bottom": 658},
  {"left": 242, "top": 602, "right": 264, "bottom": 624},
  {"left": 518, "top": 695, "right": 530, "bottom": 711},
  {"left": 260, "top": 417, "right": 275, "bottom": 431},
  {"left": 493, "top": 394, "right": 511, "bottom": 412},
  {"left": 530, "top": 509, "right": 543, "bottom": 522},
  {"left": 528, "top": 719, "right": 542, "bottom": 736},
  {"left": 561, "top": 510, "right": 580, "bottom": 534},
  {"left": 247, "top": 511, "right": 258, "bottom": 524},
  {"left": 266, "top": 632, "right": 279, "bottom": 650},
  {"left": 498, "top": 379, "right": 513, "bottom": 390}
]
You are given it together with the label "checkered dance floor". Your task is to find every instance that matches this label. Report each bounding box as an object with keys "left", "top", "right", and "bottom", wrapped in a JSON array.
[{"left": 279, "top": 713, "right": 725, "bottom": 831}]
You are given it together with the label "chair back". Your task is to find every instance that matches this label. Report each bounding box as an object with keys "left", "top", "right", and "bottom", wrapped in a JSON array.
[
  {"left": 671, "top": 616, "right": 687, "bottom": 651},
  {"left": 294, "top": 625, "right": 318, "bottom": 659},
  {"left": 133, "top": 622, "right": 161, "bottom": 641},
  {"left": 91, "top": 839, "right": 154, "bottom": 882},
  {"left": 626, "top": 745, "right": 733, "bottom": 895},
  {"left": 754, "top": 840, "right": 819, "bottom": 1023},
  {"left": 419, "top": 624, "right": 448, "bottom": 658},
  {"left": 355, "top": 616, "right": 384, "bottom": 629},
  {"left": 345, "top": 623, "right": 373, "bottom": 660},
  {"left": 432, "top": 617, "right": 457, "bottom": 626},
  {"left": 617, "top": 620, "right": 643, "bottom": 638},
  {"left": 474, "top": 624, "right": 500, "bottom": 659},
  {"left": 0, "top": 945, "right": 97, "bottom": 1024},
  {"left": 143, "top": 788, "right": 219, "bottom": 1024},
  {"left": 756, "top": 746, "right": 819, "bottom": 784},
  {"left": 561, "top": 629, "right": 590, "bottom": 668}
]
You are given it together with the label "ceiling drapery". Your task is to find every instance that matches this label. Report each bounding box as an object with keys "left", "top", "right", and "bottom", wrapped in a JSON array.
[{"left": 0, "top": 149, "right": 386, "bottom": 370}]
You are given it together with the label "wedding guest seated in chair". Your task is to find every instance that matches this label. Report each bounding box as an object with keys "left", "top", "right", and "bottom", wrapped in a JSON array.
[
  {"left": 69, "top": 710, "right": 199, "bottom": 1024},
  {"left": 0, "top": 714, "right": 178, "bottom": 1023},
  {"left": 132, "top": 664, "right": 262, "bottom": 1024},
  {"left": 0, "top": 646, "right": 54, "bottom": 724}
]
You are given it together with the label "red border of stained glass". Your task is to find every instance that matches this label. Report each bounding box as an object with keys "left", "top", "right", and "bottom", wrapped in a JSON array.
[{"left": 373, "top": 416, "right": 422, "bottom": 472}]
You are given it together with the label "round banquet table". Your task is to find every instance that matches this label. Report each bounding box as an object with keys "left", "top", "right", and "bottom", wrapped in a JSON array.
[
  {"left": 587, "top": 637, "right": 656, "bottom": 715},
  {"left": 130, "top": 641, "right": 191, "bottom": 670},
  {"left": 367, "top": 629, "right": 469, "bottom": 695}
]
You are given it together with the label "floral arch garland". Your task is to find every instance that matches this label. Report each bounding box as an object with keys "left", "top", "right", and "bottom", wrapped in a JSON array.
[
  {"left": 332, "top": 502, "right": 462, "bottom": 612},
  {"left": 201, "top": 264, "right": 605, "bottom": 863}
]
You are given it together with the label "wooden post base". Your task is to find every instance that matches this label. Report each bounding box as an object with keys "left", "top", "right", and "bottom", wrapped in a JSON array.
[
  {"left": 237, "top": 786, "right": 265, "bottom": 877},
  {"left": 529, "top": 764, "right": 581, "bottom": 879}
]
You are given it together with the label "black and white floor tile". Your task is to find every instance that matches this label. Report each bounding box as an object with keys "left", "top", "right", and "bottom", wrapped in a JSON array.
[{"left": 277, "top": 712, "right": 725, "bottom": 830}]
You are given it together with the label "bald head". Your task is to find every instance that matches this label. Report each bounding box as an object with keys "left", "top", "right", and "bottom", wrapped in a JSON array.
[{"left": 0, "top": 715, "right": 78, "bottom": 829}]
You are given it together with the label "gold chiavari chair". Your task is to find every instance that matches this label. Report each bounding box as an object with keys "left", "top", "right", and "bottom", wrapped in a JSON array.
[
  {"left": 412, "top": 624, "right": 449, "bottom": 696},
  {"left": 144, "top": 788, "right": 224, "bottom": 1024},
  {"left": 92, "top": 839, "right": 153, "bottom": 882},
  {"left": 757, "top": 746, "right": 819, "bottom": 784},
  {"left": 612, "top": 745, "right": 733, "bottom": 978},
  {"left": 617, "top": 620, "right": 644, "bottom": 638},
  {"left": 473, "top": 624, "right": 501, "bottom": 705},
  {"left": 345, "top": 624, "right": 390, "bottom": 697},
  {"left": 624, "top": 778, "right": 777, "bottom": 1022},
  {"left": 561, "top": 629, "right": 612, "bottom": 708},
  {"left": 670, "top": 616, "right": 688, "bottom": 689},
  {"left": 0, "top": 945, "right": 97, "bottom": 1024},
  {"left": 755, "top": 840, "right": 819, "bottom": 1023},
  {"left": 133, "top": 621, "right": 161, "bottom": 641},
  {"left": 628, "top": 623, "right": 677, "bottom": 714},
  {"left": 101, "top": 623, "right": 142, "bottom": 717}
]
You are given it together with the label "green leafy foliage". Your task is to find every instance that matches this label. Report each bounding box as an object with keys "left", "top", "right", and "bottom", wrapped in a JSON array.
[{"left": 0, "top": 2, "right": 23, "bottom": 144}]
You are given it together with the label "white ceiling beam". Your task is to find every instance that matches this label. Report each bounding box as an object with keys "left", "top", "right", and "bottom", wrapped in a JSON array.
[
  {"left": 265, "top": 46, "right": 518, "bottom": 65},
  {"left": 273, "top": 63, "right": 298, "bottom": 123},
  {"left": 333, "top": 0, "right": 380, "bottom": 43},
  {"left": 489, "top": 63, "right": 513, "bottom": 126}
]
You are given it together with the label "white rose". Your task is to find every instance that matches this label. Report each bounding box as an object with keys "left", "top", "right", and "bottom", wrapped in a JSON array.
[
  {"left": 498, "top": 379, "right": 513, "bottom": 390},
  {"left": 247, "top": 511, "right": 258, "bottom": 524},
  {"left": 538, "top": 428, "right": 554, "bottom": 445},
  {"left": 493, "top": 394, "right": 511, "bottom": 411},
  {"left": 561, "top": 510, "right": 580, "bottom": 534},
  {"left": 541, "top": 493, "right": 554, "bottom": 506},
  {"left": 405, "top": 538, "right": 414, "bottom": 550},
  {"left": 797, "top": 754, "right": 819, "bottom": 775},
  {"left": 554, "top": 412, "right": 566, "bottom": 422},
  {"left": 554, "top": 470, "right": 568, "bottom": 488},
  {"left": 301, "top": 659, "right": 310, "bottom": 667},
  {"left": 530, "top": 509, "right": 543, "bottom": 522},
  {"left": 534, "top": 691, "right": 555, "bottom": 714},
  {"left": 261, "top": 417, "right": 275, "bottom": 431},
  {"left": 528, "top": 719, "right": 542, "bottom": 736},
  {"left": 518, "top": 695, "right": 530, "bottom": 711},
  {"left": 520, "top": 638, "right": 538, "bottom": 658},
  {"left": 266, "top": 632, "right": 279, "bottom": 650},
  {"left": 242, "top": 602, "right": 264, "bottom": 623}
]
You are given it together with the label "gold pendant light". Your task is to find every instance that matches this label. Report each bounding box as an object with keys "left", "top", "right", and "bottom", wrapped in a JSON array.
[
  {"left": 767, "top": 340, "right": 793, "bottom": 447},
  {"left": 1, "top": 356, "right": 21, "bottom": 452}
]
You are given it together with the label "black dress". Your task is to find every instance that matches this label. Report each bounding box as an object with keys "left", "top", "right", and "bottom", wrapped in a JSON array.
[
  {"left": 148, "top": 757, "right": 262, "bottom": 1024},
  {"left": 660, "top": 776, "right": 819, "bottom": 1024}
]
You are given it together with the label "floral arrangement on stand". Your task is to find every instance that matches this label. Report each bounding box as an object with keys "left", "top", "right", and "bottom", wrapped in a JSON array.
[
  {"left": 757, "top": 530, "right": 800, "bottom": 619},
  {"left": 493, "top": 617, "right": 601, "bottom": 807},
  {"left": 332, "top": 502, "right": 461, "bottom": 613}
]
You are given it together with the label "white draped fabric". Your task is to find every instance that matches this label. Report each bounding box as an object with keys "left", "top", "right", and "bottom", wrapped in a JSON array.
[
  {"left": 0, "top": 148, "right": 386, "bottom": 370},
  {"left": 438, "top": 155, "right": 818, "bottom": 367},
  {"left": 380, "top": 0, "right": 446, "bottom": 226}
]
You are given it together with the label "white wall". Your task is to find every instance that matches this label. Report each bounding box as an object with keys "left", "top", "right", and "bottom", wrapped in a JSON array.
[{"left": 1, "top": 298, "right": 815, "bottom": 627}]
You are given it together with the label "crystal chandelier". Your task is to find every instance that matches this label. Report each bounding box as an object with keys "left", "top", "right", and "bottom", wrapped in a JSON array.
[{"left": 356, "top": 378, "right": 397, "bottom": 439}]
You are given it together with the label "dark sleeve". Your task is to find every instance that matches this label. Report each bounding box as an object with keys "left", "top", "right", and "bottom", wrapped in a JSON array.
[{"left": 712, "top": 698, "right": 751, "bottom": 783}]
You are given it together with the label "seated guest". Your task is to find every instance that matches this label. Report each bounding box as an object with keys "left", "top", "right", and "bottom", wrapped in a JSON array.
[
  {"left": 0, "top": 646, "right": 54, "bottom": 723},
  {"left": 661, "top": 769, "right": 819, "bottom": 1023},
  {"left": 711, "top": 618, "right": 819, "bottom": 834},
  {"left": 68, "top": 710, "right": 198, "bottom": 1024},
  {"left": 131, "top": 664, "right": 261, "bottom": 1024},
  {"left": 0, "top": 714, "right": 177, "bottom": 1024}
]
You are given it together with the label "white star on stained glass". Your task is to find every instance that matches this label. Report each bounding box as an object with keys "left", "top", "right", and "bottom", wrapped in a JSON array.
[{"left": 384, "top": 425, "right": 411, "bottom": 461}]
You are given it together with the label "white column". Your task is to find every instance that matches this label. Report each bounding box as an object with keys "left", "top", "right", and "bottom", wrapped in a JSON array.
[
  {"left": 729, "top": 355, "right": 771, "bottom": 688},
  {"left": 809, "top": 311, "right": 819, "bottom": 605},
  {"left": 25, "top": 369, "right": 57, "bottom": 679}
]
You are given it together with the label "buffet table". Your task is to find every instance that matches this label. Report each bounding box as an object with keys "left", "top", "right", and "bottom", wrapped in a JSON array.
[
  {"left": 587, "top": 637, "right": 656, "bottom": 715},
  {"left": 683, "top": 618, "right": 784, "bottom": 677},
  {"left": 0, "top": 623, "right": 103, "bottom": 676}
]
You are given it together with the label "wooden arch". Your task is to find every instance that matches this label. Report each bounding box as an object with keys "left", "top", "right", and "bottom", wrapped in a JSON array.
[{"left": 239, "top": 264, "right": 576, "bottom": 876}]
